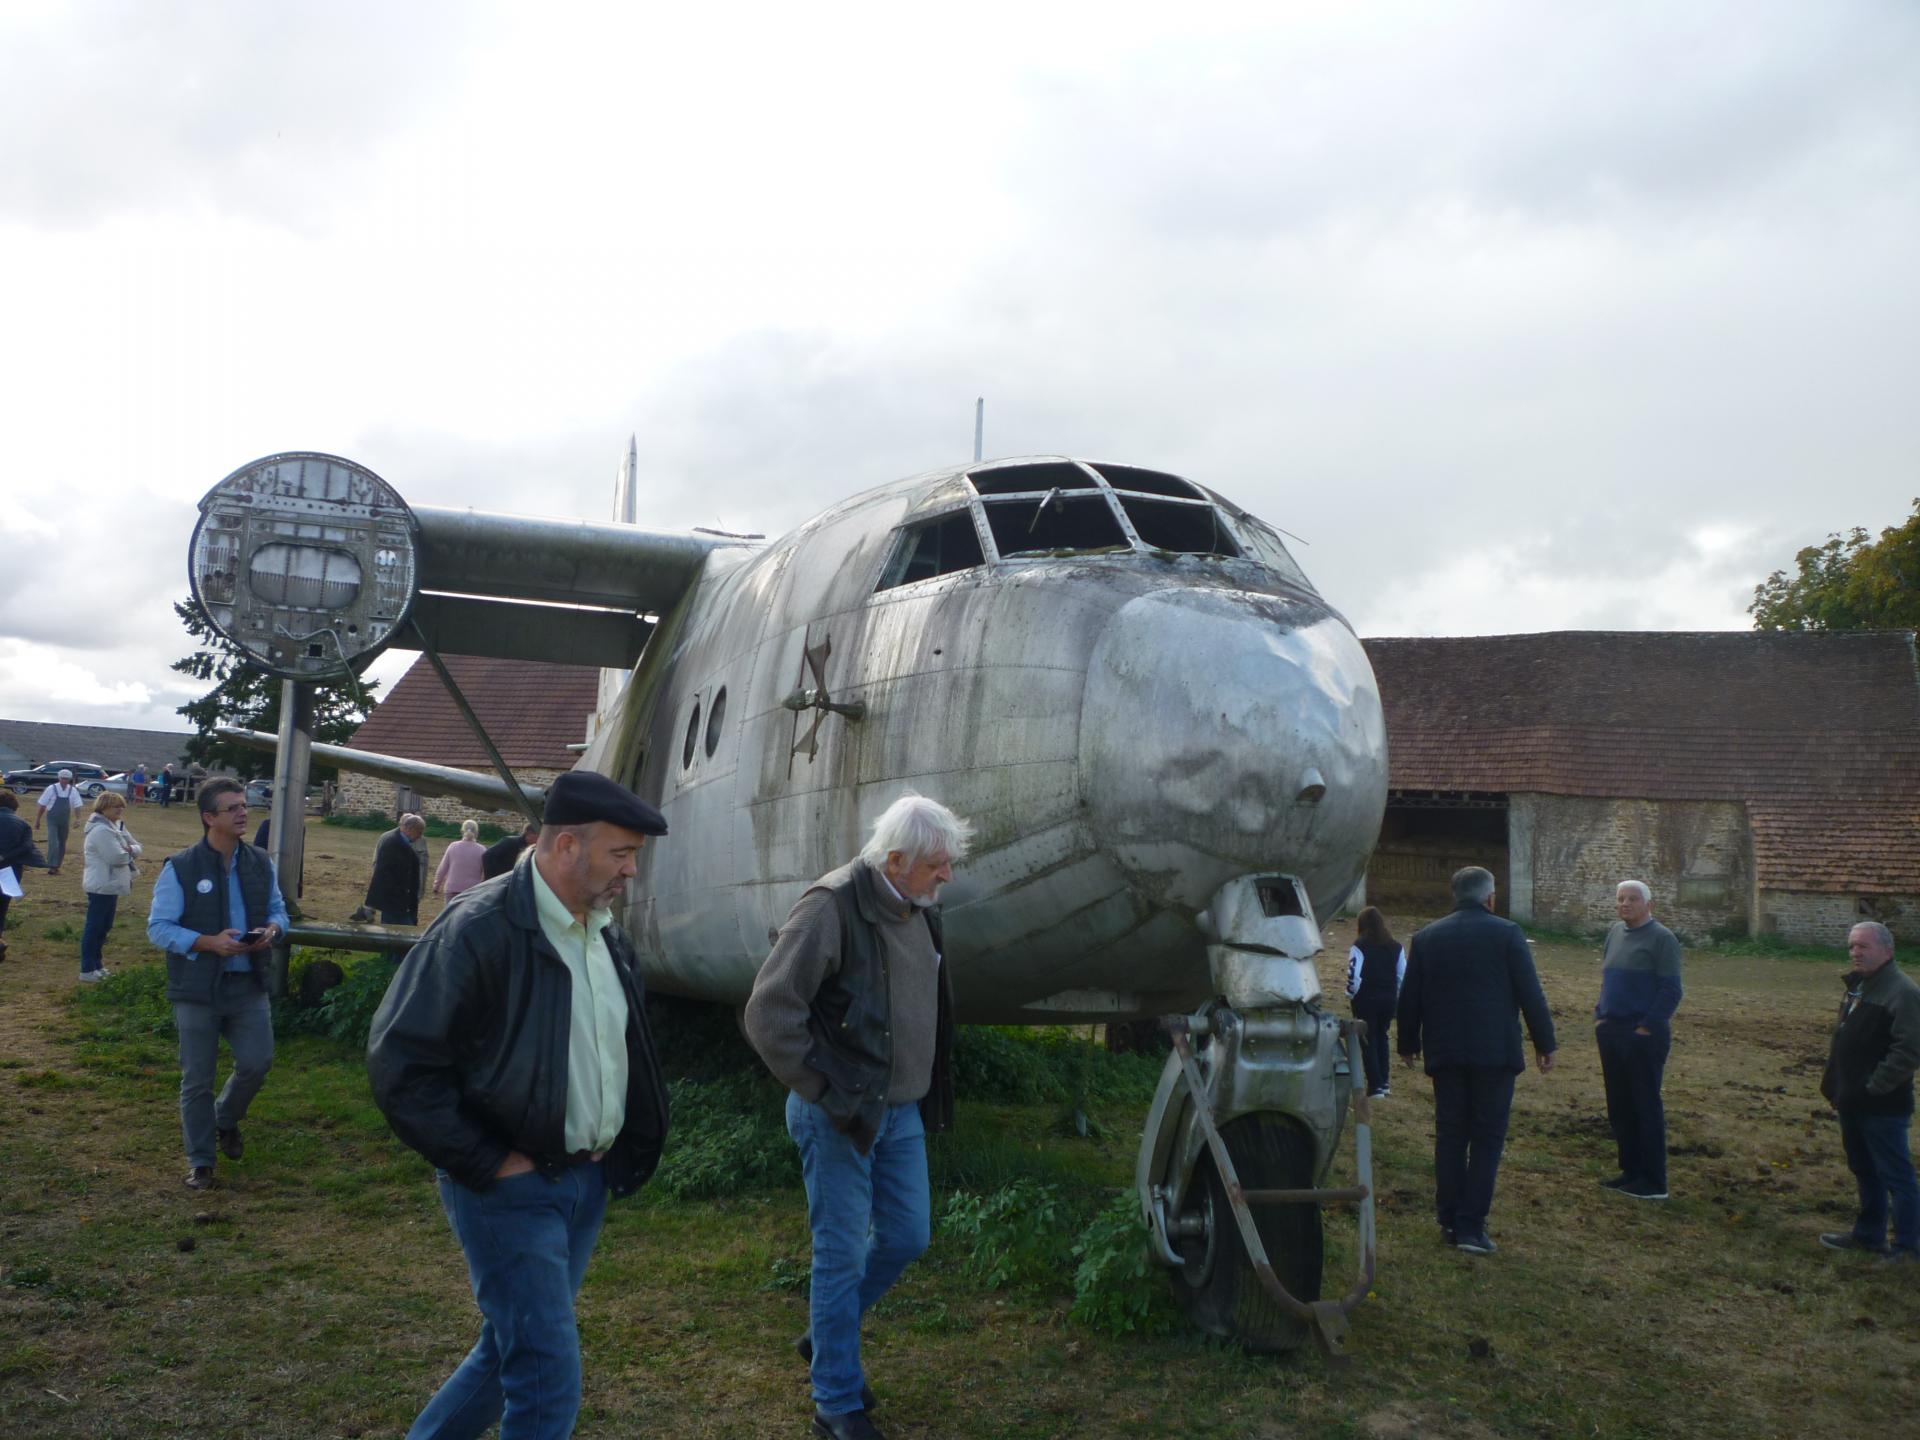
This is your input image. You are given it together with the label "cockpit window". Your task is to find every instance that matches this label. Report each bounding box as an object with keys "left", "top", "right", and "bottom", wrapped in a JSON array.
[
  {"left": 1118, "top": 497, "right": 1242, "bottom": 557},
  {"left": 984, "top": 495, "right": 1130, "bottom": 557},
  {"left": 968, "top": 462, "right": 1098, "bottom": 496},
  {"left": 875, "top": 510, "right": 986, "bottom": 591},
  {"left": 1236, "top": 516, "right": 1315, "bottom": 591},
  {"left": 1091, "top": 465, "right": 1202, "bottom": 500}
]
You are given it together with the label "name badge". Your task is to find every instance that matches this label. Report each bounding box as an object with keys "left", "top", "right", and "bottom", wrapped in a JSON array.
[{"left": 196, "top": 878, "right": 215, "bottom": 894}]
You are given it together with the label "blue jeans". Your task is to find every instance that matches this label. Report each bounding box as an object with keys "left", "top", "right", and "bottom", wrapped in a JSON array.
[
  {"left": 1838, "top": 1110, "right": 1920, "bottom": 1255},
  {"left": 410, "top": 1161, "right": 609, "bottom": 1440},
  {"left": 174, "top": 978, "right": 275, "bottom": 1168},
  {"left": 1429, "top": 1066, "right": 1516, "bottom": 1234},
  {"left": 80, "top": 892, "right": 118, "bottom": 972},
  {"left": 787, "top": 1093, "right": 931, "bottom": 1416}
]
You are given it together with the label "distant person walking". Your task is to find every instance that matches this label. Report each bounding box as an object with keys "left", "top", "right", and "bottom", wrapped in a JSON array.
[
  {"left": 35, "top": 769, "right": 82, "bottom": 875},
  {"left": 0, "top": 789, "right": 39, "bottom": 963},
  {"left": 358, "top": 815, "right": 426, "bottom": 925},
  {"left": 1818, "top": 921, "right": 1920, "bottom": 1265},
  {"left": 1396, "top": 865, "right": 1557, "bottom": 1256},
  {"left": 146, "top": 778, "right": 288, "bottom": 1191},
  {"left": 433, "top": 819, "right": 488, "bottom": 902},
  {"left": 1594, "top": 880, "right": 1684, "bottom": 1201},
  {"left": 130, "top": 764, "right": 148, "bottom": 802},
  {"left": 1346, "top": 906, "right": 1406, "bottom": 1100},
  {"left": 406, "top": 813, "right": 430, "bottom": 902},
  {"left": 481, "top": 821, "right": 540, "bottom": 880},
  {"left": 80, "top": 792, "right": 142, "bottom": 982},
  {"left": 159, "top": 764, "right": 175, "bottom": 807}
]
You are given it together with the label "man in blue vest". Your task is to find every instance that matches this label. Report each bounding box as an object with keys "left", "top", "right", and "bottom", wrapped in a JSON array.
[
  {"left": 1396, "top": 865, "right": 1557, "bottom": 1256},
  {"left": 147, "top": 776, "right": 289, "bottom": 1191}
]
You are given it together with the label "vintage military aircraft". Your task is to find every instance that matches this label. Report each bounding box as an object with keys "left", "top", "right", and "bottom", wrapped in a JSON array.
[{"left": 193, "top": 447, "right": 1389, "bottom": 1355}]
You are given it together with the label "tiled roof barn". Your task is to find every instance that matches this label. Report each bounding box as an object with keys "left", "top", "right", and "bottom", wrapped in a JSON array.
[{"left": 1361, "top": 630, "right": 1920, "bottom": 940}]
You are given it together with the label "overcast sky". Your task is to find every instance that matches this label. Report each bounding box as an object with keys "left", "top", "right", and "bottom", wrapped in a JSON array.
[{"left": 3, "top": 0, "right": 1917, "bottom": 735}]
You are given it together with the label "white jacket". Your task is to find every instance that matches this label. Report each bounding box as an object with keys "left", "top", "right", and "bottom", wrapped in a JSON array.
[{"left": 82, "top": 815, "right": 142, "bottom": 896}]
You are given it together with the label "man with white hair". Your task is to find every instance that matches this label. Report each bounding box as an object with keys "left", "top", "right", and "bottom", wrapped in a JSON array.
[
  {"left": 744, "top": 792, "right": 971, "bottom": 1440},
  {"left": 1819, "top": 920, "right": 1920, "bottom": 1264},
  {"left": 356, "top": 813, "right": 427, "bottom": 924},
  {"left": 1594, "top": 880, "right": 1685, "bottom": 1201},
  {"left": 35, "top": 768, "right": 82, "bottom": 875}
]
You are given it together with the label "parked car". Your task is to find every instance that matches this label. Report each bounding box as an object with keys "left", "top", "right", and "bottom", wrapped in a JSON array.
[
  {"left": 2, "top": 761, "right": 110, "bottom": 792},
  {"left": 78, "top": 773, "right": 131, "bottom": 799}
]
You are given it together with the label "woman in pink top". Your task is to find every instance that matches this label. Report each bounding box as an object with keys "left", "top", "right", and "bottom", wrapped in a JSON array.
[{"left": 433, "top": 820, "right": 488, "bottom": 900}]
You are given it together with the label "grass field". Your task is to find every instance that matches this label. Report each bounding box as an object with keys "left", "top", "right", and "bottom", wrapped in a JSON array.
[{"left": 2, "top": 801, "right": 1917, "bottom": 1438}]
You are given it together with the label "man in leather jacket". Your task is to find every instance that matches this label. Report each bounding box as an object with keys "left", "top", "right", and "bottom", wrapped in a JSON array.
[
  {"left": 367, "top": 771, "right": 670, "bottom": 1439},
  {"left": 744, "top": 793, "right": 971, "bottom": 1440}
]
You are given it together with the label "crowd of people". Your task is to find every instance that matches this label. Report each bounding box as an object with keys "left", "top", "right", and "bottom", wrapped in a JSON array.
[{"left": 0, "top": 779, "right": 1914, "bottom": 1440}]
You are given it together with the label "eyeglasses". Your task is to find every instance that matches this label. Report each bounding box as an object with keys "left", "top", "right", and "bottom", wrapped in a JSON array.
[{"left": 213, "top": 802, "right": 249, "bottom": 816}]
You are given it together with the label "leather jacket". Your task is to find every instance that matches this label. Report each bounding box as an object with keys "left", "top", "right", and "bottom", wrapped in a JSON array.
[{"left": 366, "top": 860, "right": 670, "bottom": 1196}]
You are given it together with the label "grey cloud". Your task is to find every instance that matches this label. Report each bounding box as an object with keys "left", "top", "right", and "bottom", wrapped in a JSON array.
[{"left": 0, "top": 1, "right": 477, "bottom": 226}]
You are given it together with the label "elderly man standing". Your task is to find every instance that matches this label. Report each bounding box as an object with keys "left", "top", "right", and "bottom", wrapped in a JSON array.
[
  {"left": 359, "top": 813, "right": 426, "bottom": 924},
  {"left": 367, "top": 771, "right": 671, "bottom": 1438},
  {"left": 146, "top": 777, "right": 289, "bottom": 1190},
  {"left": 1595, "top": 880, "right": 1684, "bottom": 1201},
  {"left": 1396, "top": 865, "right": 1557, "bottom": 1256},
  {"left": 1818, "top": 921, "right": 1920, "bottom": 1265},
  {"left": 745, "top": 793, "right": 971, "bottom": 1440},
  {"left": 35, "top": 769, "right": 83, "bottom": 875}
]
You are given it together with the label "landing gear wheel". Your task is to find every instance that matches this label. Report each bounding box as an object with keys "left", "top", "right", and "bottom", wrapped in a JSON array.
[{"left": 1168, "top": 1113, "right": 1323, "bottom": 1353}]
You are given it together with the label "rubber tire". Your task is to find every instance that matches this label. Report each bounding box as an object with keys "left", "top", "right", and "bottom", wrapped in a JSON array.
[{"left": 1168, "top": 1113, "right": 1324, "bottom": 1353}]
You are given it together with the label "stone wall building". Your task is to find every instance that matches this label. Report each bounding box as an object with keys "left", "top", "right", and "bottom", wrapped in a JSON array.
[
  {"left": 1360, "top": 631, "right": 1920, "bottom": 944},
  {"left": 342, "top": 655, "right": 602, "bottom": 828}
]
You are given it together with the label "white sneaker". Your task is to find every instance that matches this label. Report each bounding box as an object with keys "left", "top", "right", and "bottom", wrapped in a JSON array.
[{"left": 78, "top": 970, "right": 106, "bottom": 983}]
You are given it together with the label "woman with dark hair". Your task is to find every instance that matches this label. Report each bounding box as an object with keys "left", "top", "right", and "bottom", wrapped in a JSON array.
[
  {"left": 1346, "top": 906, "right": 1406, "bottom": 1100},
  {"left": 0, "top": 789, "right": 37, "bottom": 963}
]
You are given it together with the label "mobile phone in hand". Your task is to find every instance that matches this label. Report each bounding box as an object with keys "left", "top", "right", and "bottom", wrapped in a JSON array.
[{"left": 236, "top": 928, "right": 268, "bottom": 946}]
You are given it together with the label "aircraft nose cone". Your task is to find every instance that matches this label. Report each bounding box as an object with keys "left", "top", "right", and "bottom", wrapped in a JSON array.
[{"left": 1078, "top": 587, "right": 1387, "bottom": 917}]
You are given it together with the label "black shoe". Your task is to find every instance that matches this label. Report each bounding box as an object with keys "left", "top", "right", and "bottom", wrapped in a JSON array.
[
  {"left": 217, "top": 1127, "right": 244, "bottom": 1161},
  {"left": 1618, "top": 1182, "right": 1668, "bottom": 1201},
  {"left": 813, "top": 1408, "right": 887, "bottom": 1440},
  {"left": 1455, "top": 1231, "right": 1497, "bottom": 1255},
  {"left": 1819, "top": 1232, "right": 1890, "bottom": 1254},
  {"left": 184, "top": 1166, "right": 214, "bottom": 1191},
  {"left": 1599, "top": 1174, "right": 1631, "bottom": 1190},
  {"left": 1877, "top": 1249, "right": 1919, "bottom": 1268},
  {"left": 795, "top": 1332, "right": 877, "bottom": 1412}
]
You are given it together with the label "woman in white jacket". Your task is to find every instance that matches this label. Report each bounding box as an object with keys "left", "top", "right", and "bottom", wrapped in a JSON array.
[{"left": 80, "top": 791, "right": 141, "bottom": 981}]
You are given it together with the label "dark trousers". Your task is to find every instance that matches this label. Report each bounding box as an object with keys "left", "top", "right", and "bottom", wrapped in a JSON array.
[
  {"left": 80, "top": 892, "right": 119, "bottom": 972},
  {"left": 1429, "top": 1065, "right": 1516, "bottom": 1233},
  {"left": 381, "top": 907, "right": 418, "bottom": 926},
  {"left": 1596, "top": 1021, "right": 1670, "bottom": 1189},
  {"left": 1353, "top": 1002, "right": 1395, "bottom": 1095},
  {"left": 1838, "top": 1109, "right": 1920, "bottom": 1255}
]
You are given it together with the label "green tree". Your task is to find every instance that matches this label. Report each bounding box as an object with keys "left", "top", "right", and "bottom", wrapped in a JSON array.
[
  {"left": 171, "top": 595, "right": 379, "bottom": 778},
  {"left": 1749, "top": 498, "right": 1920, "bottom": 632}
]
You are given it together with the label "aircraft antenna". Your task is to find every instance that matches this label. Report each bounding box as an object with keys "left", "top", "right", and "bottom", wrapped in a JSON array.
[{"left": 973, "top": 397, "right": 984, "bottom": 462}]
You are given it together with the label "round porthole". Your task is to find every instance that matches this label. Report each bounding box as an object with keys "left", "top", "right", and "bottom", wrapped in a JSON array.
[
  {"left": 705, "top": 686, "right": 727, "bottom": 757},
  {"left": 682, "top": 701, "right": 702, "bottom": 770}
]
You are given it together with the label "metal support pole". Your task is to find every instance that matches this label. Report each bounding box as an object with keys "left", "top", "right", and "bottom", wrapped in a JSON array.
[
  {"left": 973, "top": 397, "right": 984, "bottom": 462},
  {"left": 409, "top": 620, "right": 543, "bottom": 826},
  {"left": 265, "top": 680, "right": 314, "bottom": 999}
]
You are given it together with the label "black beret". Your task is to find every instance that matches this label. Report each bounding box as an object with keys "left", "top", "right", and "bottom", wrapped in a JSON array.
[{"left": 542, "top": 771, "right": 668, "bottom": 836}]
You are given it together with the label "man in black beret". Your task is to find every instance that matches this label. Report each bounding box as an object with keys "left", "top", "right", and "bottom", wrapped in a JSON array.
[{"left": 368, "top": 769, "right": 672, "bottom": 1438}]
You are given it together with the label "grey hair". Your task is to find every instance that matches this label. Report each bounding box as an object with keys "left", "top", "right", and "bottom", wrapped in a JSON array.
[
  {"left": 1851, "top": 920, "right": 1895, "bottom": 953},
  {"left": 1617, "top": 880, "right": 1651, "bottom": 903},
  {"left": 1451, "top": 866, "right": 1496, "bottom": 903},
  {"left": 461, "top": 819, "right": 479, "bottom": 841},
  {"left": 400, "top": 812, "right": 425, "bottom": 834},
  {"left": 859, "top": 792, "right": 972, "bottom": 868}
]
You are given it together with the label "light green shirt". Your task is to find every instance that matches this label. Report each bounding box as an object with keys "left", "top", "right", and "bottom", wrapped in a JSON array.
[{"left": 530, "top": 859, "right": 630, "bottom": 1153}]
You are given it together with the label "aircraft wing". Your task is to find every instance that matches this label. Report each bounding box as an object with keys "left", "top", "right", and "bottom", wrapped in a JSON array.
[{"left": 218, "top": 726, "right": 546, "bottom": 814}]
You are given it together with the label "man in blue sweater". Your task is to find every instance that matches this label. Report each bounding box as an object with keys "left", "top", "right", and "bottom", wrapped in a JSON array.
[
  {"left": 1594, "top": 880, "right": 1685, "bottom": 1201},
  {"left": 1397, "top": 866, "right": 1557, "bottom": 1255}
]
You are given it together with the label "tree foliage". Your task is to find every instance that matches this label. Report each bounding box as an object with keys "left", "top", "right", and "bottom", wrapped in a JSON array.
[
  {"left": 1749, "top": 498, "right": 1920, "bottom": 632},
  {"left": 170, "top": 595, "right": 379, "bottom": 778}
]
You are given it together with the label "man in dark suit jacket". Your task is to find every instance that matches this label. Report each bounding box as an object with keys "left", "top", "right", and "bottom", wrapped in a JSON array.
[
  {"left": 1397, "top": 865, "right": 1557, "bottom": 1256},
  {"left": 360, "top": 815, "right": 426, "bottom": 924}
]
